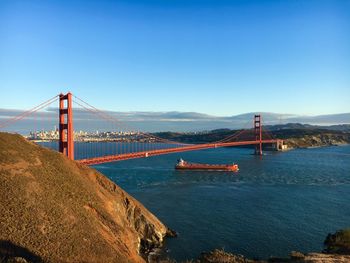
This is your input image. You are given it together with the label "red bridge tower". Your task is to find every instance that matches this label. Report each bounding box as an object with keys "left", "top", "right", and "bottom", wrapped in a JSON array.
[
  {"left": 254, "top": 114, "right": 262, "bottom": 155},
  {"left": 59, "top": 92, "right": 74, "bottom": 160}
]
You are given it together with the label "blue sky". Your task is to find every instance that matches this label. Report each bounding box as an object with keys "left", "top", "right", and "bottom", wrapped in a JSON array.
[{"left": 0, "top": 0, "right": 349, "bottom": 116}]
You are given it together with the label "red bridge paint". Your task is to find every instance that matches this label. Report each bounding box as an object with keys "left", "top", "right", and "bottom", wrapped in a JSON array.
[
  {"left": 77, "top": 139, "right": 282, "bottom": 166},
  {"left": 59, "top": 93, "right": 74, "bottom": 160}
]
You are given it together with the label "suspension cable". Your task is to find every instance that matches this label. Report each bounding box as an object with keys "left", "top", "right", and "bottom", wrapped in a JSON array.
[
  {"left": 213, "top": 118, "right": 253, "bottom": 143},
  {"left": 0, "top": 95, "right": 59, "bottom": 129},
  {"left": 73, "top": 94, "right": 192, "bottom": 145},
  {"left": 262, "top": 126, "right": 276, "bottom": 140}
]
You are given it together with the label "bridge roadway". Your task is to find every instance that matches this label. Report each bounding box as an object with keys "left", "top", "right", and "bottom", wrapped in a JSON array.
[{"left": 77, "top": 139, "right": 281, "bottom": 165}]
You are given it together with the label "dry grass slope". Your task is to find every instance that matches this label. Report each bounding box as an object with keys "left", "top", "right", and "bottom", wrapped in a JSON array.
[{"left": 0, "top": 132, "right": 169, "bottom": 263}]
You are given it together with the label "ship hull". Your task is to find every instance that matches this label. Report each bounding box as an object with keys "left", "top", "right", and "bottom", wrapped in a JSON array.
[{"left": 175, "top": 164, "right": 239, "bottom": 172}]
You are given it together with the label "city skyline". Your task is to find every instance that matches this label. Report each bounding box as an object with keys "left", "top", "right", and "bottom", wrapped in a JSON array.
[{"left": 1, "top": 0, "right": 349, "bottom": 115}]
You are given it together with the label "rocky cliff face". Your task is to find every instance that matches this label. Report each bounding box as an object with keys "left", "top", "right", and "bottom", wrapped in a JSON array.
[
  {"left": 0, "top": 132, "right": 171, "bottom": 263},
  {"left": 285, "top": 133, "right": 350, "bottom": 148}
]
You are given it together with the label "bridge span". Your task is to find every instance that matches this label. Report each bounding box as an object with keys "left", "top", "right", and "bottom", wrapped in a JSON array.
[
  {"left": 78, "top": 139, "right": 283, "bottom": 165},
  {"left": 0, "top": 92, "right": 285, "bottom": 165}
]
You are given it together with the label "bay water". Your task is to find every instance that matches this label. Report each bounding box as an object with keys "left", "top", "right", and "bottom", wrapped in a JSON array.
[
  {"left": 40, "top": 141, "right": 350, "bottom": 260},
  {"left": 91, "top": 145, "right": 350, "bottom": 261}
]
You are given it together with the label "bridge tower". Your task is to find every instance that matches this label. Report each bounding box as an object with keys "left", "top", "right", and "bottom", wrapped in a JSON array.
[
  {"left": 59, "top": 92, "right": 74, "bottom": 160},
  {"left": 254, "top": 114, "right": 262, "bottom": 155}
]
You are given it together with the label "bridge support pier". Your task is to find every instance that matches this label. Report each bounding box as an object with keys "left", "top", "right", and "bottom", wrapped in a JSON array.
[
  {"left": 59, "top": 92, "right": 74, "bottom": 160},
  {"left": 254, "top": 114, "right": 262, "bottom": 155},
  {"left": 276, "top": 139, "right": 287, "bottom": 151}
]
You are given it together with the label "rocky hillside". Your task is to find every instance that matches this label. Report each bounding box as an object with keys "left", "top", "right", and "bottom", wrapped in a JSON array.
[
  {"left": 153, "top": 126, "right": 350, "bottom": 149},
  {"left": 284, "top": 133, "right": 350, "bottom": 148},
  {"left": 0, "top": 132, "right": 172, "bottom": 263}
]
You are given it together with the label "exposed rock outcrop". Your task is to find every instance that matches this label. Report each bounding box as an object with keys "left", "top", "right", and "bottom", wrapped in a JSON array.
[
  {"left": 324, "top": 229, "right": 350, "bottom": 254},
  {"left": 191, "top": 249, "right": 350, "bottom": 263},
  {"left": 285, "top": 133, "right": 350, "bottom": 148},
  {"left": 198, "top": 249, "right": 263, "bottom": 263}
]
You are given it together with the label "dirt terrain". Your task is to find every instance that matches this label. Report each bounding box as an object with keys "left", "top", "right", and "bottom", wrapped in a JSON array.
[{"left": 0, "top": 132, "right": 172, "bottom": 263}]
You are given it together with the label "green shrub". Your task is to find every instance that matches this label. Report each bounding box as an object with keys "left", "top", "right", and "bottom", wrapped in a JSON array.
[{"left": 324, "top": 229, "right": 350, "bottom": 254}]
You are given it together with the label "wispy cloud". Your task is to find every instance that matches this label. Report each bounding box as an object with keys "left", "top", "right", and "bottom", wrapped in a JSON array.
[{"left": 0, "top": 108, "right": 349, "bottom": 133}]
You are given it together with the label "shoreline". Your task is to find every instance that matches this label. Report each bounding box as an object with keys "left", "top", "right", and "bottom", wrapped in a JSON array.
[{"left": 286, "top": 142, "right": 349, "bottom": 150}]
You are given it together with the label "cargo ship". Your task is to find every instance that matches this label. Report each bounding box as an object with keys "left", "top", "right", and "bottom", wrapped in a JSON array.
[{"left": 175, "top": 158, "right": 239, "bottom": 172}]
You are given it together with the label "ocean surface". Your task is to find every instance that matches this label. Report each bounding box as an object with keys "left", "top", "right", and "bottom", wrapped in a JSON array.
[
  {"left": 45, "top": 142, "right": 350, "bottom": 260},
  {"left": 93, "top": 145, "right": 350, "bottom": 261}
]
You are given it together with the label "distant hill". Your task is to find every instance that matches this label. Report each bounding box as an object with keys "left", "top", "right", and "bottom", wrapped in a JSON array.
[
  {"left": 1, "top": 108, "right": 349, "bottom": 132},
  {"left": 224, "top": 112, "right": 350, "bottom": 127},
  {"left": 287, "top": 113, "right": 350, "bottom": 125},
  {"left": 0, "top": 133, "right": 171, "bottom": 262},
  {"left": 154, "top": 123, "right": 350, "bottom": 147},
  {"left": 265, "top": 123, "right": 350, "bottom": 132}
]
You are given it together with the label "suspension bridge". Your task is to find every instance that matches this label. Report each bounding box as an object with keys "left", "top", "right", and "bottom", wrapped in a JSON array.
[{"left": 0, "top": 92, "right": 284, "bottom": 165}]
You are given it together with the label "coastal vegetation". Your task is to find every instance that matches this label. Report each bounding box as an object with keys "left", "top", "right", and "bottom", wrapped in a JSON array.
[{"left": 324, "top": 229, "right": 350, "bottom": 254}]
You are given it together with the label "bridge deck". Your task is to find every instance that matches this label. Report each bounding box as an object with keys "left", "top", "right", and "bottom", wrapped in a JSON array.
[{"left": 77, "top": 139, "right": 281, "bottom": 165}]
